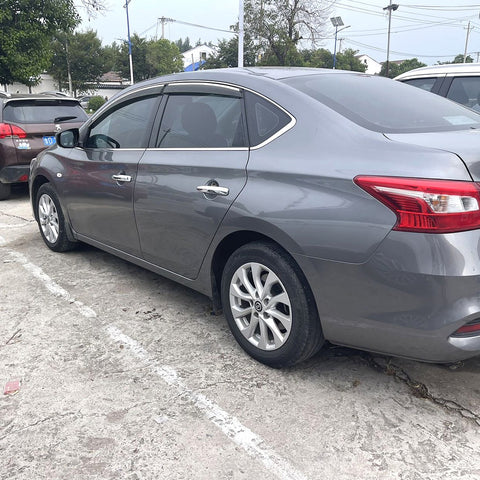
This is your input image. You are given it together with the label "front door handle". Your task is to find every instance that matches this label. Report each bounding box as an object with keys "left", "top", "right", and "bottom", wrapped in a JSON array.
[
  {"left": 196, "top": 185, "right": 229, "bottom": 196},
  {"left": 112, "top": 174, "right": 132, "bottom": 183}
]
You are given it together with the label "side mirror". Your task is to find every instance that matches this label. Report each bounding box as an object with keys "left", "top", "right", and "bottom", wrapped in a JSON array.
[{"left": 57, "top": 128, "right": 79, "bottom": 148}]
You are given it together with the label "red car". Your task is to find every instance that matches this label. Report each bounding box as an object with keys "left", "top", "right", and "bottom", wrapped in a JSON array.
[{"left": 0, "top": 93, "right": 88, "bottom": 200}]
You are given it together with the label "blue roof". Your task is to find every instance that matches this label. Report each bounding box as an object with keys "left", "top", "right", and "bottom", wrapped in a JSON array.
[{"left": 184, "top": 60, "right": 206, "bottom": 72}]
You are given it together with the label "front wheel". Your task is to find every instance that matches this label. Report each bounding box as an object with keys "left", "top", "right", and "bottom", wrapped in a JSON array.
[
  {"left": 221, "top": 241, "right": 324, "bottom": 368},
  {"left": 36, "top": 183, "right": 77, "bottom": 252}
]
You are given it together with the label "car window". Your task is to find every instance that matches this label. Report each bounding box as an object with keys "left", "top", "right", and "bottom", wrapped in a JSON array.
[
  {"left": 3, "top": 100, "right": 88, "bottom": 124},
  {"left": 86, "top": 95, "right": 158, "bottom": 149},
  {"left": 244, "top": 91, "right": 292, "bottom": 147},
  {"left": 446, "top": 77, "right": 480, "bottom": 110},
  {"left": 402, "top": 77, "right": 436, "bottom": 92},
  {"left": 156, "top": 93, "right": 246, "bottom": 148},
  {"left": 282, "top": 74, "right": 480, "bottom": 133}
]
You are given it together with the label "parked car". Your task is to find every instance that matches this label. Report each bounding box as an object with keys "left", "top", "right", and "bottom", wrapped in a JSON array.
[
  {"left": 77, "top": 95, "right": 93, "bottom": 109},
  {"left": 39, "top": 91, "right": 71, "bottom": 98},
  {"left": 0, "top": 94, "right": 88, "bottom": 200},
  {"left": 30, "top": 68, "right": 480, "bottom": 367},
  {"left": 395, "top": 63, "right": 480, "bottom": 110}
]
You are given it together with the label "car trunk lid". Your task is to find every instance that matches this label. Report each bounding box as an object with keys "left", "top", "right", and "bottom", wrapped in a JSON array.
[{"left": 385, "top": 129, "right": 480, "bottom": 181}]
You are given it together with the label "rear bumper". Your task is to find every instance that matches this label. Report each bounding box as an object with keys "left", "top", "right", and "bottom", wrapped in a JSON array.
[
  {"left": 0, "top": 165, "right": 30, "bottom": 184},
  {"left": 294, "top": 229, "right": 480, "bottom": 363}
]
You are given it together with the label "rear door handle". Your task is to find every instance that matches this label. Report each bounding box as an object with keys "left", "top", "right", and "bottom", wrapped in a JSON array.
[
  {"left": 112, "top": 174, "right": 132, "bottom": 183},
  {"left": 196, "top": 185, "right": 229, "bottom": 196}
]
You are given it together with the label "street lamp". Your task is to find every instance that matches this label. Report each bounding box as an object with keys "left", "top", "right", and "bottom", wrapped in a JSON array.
[
  {"left": 124, "top": 0, "right": 134, "bottom": 85},
  {"left": 383, "top": 1, "right": 399, "bottom": 77},
  {"left": 330, "top": 17, "right": 350, "bottom": 69}
]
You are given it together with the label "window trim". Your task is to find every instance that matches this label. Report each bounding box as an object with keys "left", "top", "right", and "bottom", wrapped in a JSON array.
[
  {"left": 83, "top": 91, "right": 162, "bottom": 150},
  {"left": 150, "top": 80, "right": 296, "bottom": 151}
]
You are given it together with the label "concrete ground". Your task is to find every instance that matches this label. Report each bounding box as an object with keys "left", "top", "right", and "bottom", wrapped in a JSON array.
[{"left": 1, "top": 185, "right": 479, "bottom": 480}]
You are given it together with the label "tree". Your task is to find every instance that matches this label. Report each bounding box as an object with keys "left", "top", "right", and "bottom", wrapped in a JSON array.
[
  {"left": 117, "top": 34, "right": 149, "bottom": 82},
  {"left": 50, "top": 30, "right": 105, "bottom": 96},
  {"left": 0, "top": 0, "right": 79, "bottom": 87},
  {"left": 244, "top": 0, "right": 331, "bottom": 66},
  {"left": 438, "top": 54, "right": 474, "bottom": 65},
  {"left": 302, "top": 48, "right": 367, "bottom": 72},
  {"left": 145, "top": 39, "right": 184, "bottom": 77},
  {"left": 204, "top": 36, "right": 258, "bottom": 69},
  {"left": 175, "top": 37, "right": 192, "bottom": 53},
  {"left": 379, "top": 58, "right": 426, "bottom": 79},
  {"left": 117, "top": 35, "right": 184, "bottom": 82}
]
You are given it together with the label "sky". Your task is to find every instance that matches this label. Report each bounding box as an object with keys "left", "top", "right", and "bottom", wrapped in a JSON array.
[{"left": 78, "top": 0, "right": 480, "bottom": 65}]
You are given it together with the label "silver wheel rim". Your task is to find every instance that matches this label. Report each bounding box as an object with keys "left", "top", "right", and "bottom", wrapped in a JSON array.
[
  {"left": 229, "top": 262, "right": 292, "bottom": 351},
  {"left": 38, "top": 194, "right": 59, "bottom": 244}
]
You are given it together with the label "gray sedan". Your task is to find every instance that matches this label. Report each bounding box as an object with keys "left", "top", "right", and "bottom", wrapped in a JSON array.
[{"left": 29, "top": 68, "right": 480, "bottom": 367}]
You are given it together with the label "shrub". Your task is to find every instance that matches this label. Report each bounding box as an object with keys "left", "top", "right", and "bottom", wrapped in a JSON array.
[{"left": 88, "top": 96, "right": 106, "bottom": 112}]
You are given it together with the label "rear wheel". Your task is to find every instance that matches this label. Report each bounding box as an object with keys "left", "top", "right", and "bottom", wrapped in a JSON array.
[
  {"left": 36, "top": 183, "right": 77, "bottom": 252},
  {"left": 0, "top": 182, "right": 11, "bottom": 200},
  {"left": 221, "top": 241, "right": 324, "bottom": 368}
]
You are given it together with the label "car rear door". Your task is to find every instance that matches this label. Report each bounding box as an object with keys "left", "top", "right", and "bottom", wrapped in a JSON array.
[{"left": 134, "top": 82, "right": 249, "bottom": 279}]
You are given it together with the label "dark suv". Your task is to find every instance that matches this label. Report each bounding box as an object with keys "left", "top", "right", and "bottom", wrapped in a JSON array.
[{"left": 0, "top": 93, "right": 88, "bottom": 199}]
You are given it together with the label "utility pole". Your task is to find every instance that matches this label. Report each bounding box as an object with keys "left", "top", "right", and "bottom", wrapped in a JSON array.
[
  {"left": 383, "top": 0, "right": 399, "bottom": 77},
  {"left": 157, "top": 17, "right": 174, "bottom": 40},
  {"left": 124, "top": 0, "right": 134, "bottom": 85},
  {"left": 464, "top": 21, "right": 473, "bottom": 63},
  {"left": 238, "top": 0, "right": 244, "bottom": 67}
]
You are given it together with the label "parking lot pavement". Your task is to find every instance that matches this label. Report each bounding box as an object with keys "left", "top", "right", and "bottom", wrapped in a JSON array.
[{"left": 1, "top": 187, "right": 480, "bottom": 480}]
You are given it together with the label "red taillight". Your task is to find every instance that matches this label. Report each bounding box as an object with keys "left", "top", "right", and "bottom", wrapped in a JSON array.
[
  {"left": 453, "top": 321, "right": 480, "bottom": 335},
  {"left": 354, "top": 176, "right": 480, "bottom": 233},
  {"left": 0, "top": 123, "right": 27, "bottom": 139}
]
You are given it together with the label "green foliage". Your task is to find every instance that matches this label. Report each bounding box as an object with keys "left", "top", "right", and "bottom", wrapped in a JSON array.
[
  {"left": 438, "top": 54, "right": 474, "bottom": 65},
  {"left": 88, "top": 95, "right": 106, "bottom": 112},
  {"left": 301, "top": 48, "right": 366, "bottom": 72},
  {"left": 116, "top": 35, "right": 183, "bottom": 82},
  {"left": 175, "top": 37, "right": 192, "bottom": 53},
  {"left": 0, "top": 0, "right": 79, "bottom": 86},
  {"left": 50, "top": 30, "right": 105, "bottom": 95},
  {"left": 204, "top": 37, "right": 258, "bottom": 69},
  {"left": 102, "top": 42, "right": 121, "bottom": 73},
  {"left": 146, "top": 39, "right": 184, "bottom": 77},
  {"left": 380, "top": 58, "right": 426, "bottom": 79}
]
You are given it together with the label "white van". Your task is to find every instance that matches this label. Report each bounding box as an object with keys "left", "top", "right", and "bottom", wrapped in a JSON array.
[{"left": 395, "top": 63, "right": 480, "bottom": 110}]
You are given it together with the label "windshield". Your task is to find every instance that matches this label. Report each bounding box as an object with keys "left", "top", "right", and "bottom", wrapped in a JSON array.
[
  {"left": 281, "top": 74, "right": 480, "bottom": 133},
  {"left": 3, "top": 99, "right": 88, "bottom": 124}
]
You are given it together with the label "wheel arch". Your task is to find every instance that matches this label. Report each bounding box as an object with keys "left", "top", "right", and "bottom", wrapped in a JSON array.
[
  {"left": 209, "top": 230, "right": 318, "bottom": 318},
  {"left": 33, "top": 177, "right": 76, "bottom": 242},
  {"left": 31, "top": 175, "right": 50, "bottom": 221}
]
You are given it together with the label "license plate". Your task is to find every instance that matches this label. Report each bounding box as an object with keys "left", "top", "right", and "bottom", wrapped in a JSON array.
[{"left": 42, "top": 136, "right": 56, "bottom": 146}]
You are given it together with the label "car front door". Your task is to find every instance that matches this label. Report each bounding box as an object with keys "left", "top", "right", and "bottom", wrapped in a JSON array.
[
  {"left": 63, "top": 90, "right": 161, "bottom": 256},
  {"left": 134, "top": 83, "right": 249, "bottom": 279}
]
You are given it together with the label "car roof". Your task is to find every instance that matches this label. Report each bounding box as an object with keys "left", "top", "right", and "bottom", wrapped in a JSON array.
[
  {"left": 112, "top": 67, "right": 367, "bottom": 101},
  {"left": 395, "top": 63, "right": 480, "bottom": 80}
]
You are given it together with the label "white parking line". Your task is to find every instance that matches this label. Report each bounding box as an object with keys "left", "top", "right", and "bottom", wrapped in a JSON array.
[
  {"left": 0, "top": 223, "right": 31, "bottom": 228},
  {"left": 6, "top": 249, "right": 97, "bottom": 319},
  {"left": 2, "top": 246, "right": 310, "bottom": 480},
  {"left": 106, "top": 325, "right": 309, "bottom": 480}
]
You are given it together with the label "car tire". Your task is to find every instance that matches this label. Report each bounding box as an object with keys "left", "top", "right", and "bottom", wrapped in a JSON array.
[
  {"left": 0, "top": 182, "right": 11, "bottom": 200},
  {"left": 221, "top": 241, "right": 324, "bottom": 368},
  {"left": 36, "top": 183, "right": 77, "bottom": 252}
]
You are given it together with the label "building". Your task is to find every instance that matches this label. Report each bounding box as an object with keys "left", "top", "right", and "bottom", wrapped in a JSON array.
[
  {"left": 182, "top": 45, "right": 216, "bottom": 71},
  {"left": 355, "top": 54, "right": 382, "bottom": 75}
]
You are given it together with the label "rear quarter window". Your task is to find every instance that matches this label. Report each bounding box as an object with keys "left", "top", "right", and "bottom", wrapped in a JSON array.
[
  {"left": 3, "top": 100, "right": 88, "bottom": 124},
  {"left": 244, "top": 91, "right": 293, "bottom": 147}
]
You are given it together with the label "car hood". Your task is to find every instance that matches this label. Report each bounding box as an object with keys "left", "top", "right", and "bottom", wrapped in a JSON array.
[{"left": 385, "top": 129, "right": 480, "bottom": 181}]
